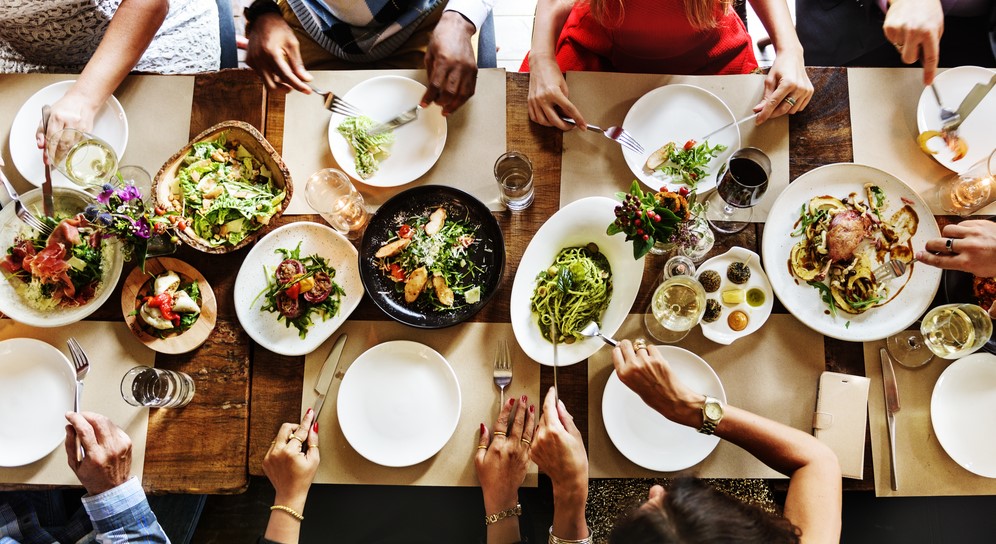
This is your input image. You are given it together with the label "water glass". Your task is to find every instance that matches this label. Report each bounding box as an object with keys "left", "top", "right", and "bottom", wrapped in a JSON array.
[
  {"left": 706, "top": 147, "right": 771, "bottom": 234},
  {"left": 934, "top": 149, "right": 996, "bottom": 216},
  {"left": 115, "top": 165, "right": 153, "bottom": 204},
  {"left": 305, "top": 168, "right": 370, "bottom": 240},
  {"left": 644, "top": 274, "right": 707, "bottom": 344},
  {"left": 120, "top": 366, "right": 195, "bottom": 408},
  {"left": 495, "top": 152, "right": 534, "bottom": 211},
  {"left": 47, "top": 128, "right": 119, "bottom": 188}
]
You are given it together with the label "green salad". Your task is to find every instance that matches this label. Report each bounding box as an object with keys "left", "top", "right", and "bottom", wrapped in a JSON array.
[
  {"left": 173, "top": 132, "right": 285, "bottom": 247},
  {"left": 337, "top": 116, "right": 394, "bottom": 179},
  {"left": 645, "top": 139, "right": 727, "bottom": 188},
  {"left": 256, "top": 242, "right": 345, "bottom": 339}
]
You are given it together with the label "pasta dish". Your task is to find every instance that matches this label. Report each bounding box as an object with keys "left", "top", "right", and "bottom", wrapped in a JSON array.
[{"left": 531, "top": 244, "right": 612, "bottom": 343}]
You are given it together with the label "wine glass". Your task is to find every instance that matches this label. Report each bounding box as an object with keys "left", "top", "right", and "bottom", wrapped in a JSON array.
[
  {"left": 644, "top": 266, "right": 707, "bottom": 344},
  {"left": 705, "top": 147, "right": 771, "bottom": 234},
  {"left": 886, "top": 303, "right": 994, "bottom": 367},
  {"left": 304, "top": 168, "right": 370, "bottom": 240},
  {"left": 47, "top": 128, "right": 119, "bottom": 188},
  {"left": 934, "top": 148, "right": 995, "bottom": 216}
]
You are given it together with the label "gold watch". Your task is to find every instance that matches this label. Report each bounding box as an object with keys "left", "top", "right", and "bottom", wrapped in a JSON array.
[{"left": 698, "top": 396, "right": 723, "bottom": 435}]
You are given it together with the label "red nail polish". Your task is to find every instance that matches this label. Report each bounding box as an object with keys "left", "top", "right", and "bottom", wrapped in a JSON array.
[
  {"left": 306, "top": 408, "right": 313, "bottom": 415},
  {"left": 313, "top": 421, "right": 319, "bottom": 432},
  {"left": 480, "top": 423, "right": 486, "bottom": 434},
  {"left": 530, "top": 405, "right": 535, "bottom": 413},
  {"left": 520, "top": 394, "right": 527, "bottom": 404},
  {"left": 508, "top": 397, "right": 515, "bottom": 406}
]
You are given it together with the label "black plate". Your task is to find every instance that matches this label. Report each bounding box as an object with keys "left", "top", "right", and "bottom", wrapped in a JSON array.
[
  {"left": 358, "top": 185, "right": 505, "bottom": 328},
  {"left": 942, "top": 269, "right": 996, "bottom": 355}
]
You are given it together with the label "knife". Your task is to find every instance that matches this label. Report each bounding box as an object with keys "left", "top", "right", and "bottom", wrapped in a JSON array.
[
  {"left": 40, "top": 105, "right": 54, "bottom": 218},
  {"left": 698, "top": 112, "right": 758, "bottom": 142},
  {"left": 313, "top": 333, "right": 348, "bottom": 419},
  {"left": 880, "top": 348, "right": 901, "bottom": 491},
  {"left": 550, "top": 321, "right": 559, "bottom": 407},
  {"left": 947, "top": 73, "right": 996, "bottom": 131},
  {"left": 367, "top": 105, "right": 421, "bottom": 136}
]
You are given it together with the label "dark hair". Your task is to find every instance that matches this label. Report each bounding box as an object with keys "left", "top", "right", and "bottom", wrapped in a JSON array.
[{"left": 609, "top": 478, "right": 801, "bottom": 544}]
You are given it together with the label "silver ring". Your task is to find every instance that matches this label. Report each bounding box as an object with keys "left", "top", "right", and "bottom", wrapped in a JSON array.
[
  {"left": 945, "top": 238, "right": 955, "bottom": 253},
  {"left": 783, "top": 96, "right": 797, "bottom": 107}
]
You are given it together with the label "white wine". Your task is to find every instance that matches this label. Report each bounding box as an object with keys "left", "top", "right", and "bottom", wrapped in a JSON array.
[
  {"left": 651, "top": 276, "right": 706, "bottom": 332},
  {"left": 65, "top": 139, "right": 117, "bottom": 187},
  {"left": 330, "top": 195, "right": 370, "bottom": 232},
  {"left": 921, "top": 303, "right": 993, "bottom": 359}
]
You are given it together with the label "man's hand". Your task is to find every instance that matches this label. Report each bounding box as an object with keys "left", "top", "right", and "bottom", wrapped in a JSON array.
[
  {"left": 246, "top": 12, "right": 313, "bottom": 93},
  {"left": 917, "top": 219, "right": 996, "bottom": 278},
  {"left": 883, "top": 0, "right": 944, "bottom": 85},
  {"left": 422, "top": 11, "right": 478, "bottom": 115},
  {"left": 65, "top": 412, "right": 133, "bottom": 496}
]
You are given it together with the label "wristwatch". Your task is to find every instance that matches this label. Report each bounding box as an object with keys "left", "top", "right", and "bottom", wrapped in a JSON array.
[
  {"left": 244, "top": 0, "right": 282, "bottom": 33},
  {"left": 697, "top": 396, "right": 723, "bottom": 435}
]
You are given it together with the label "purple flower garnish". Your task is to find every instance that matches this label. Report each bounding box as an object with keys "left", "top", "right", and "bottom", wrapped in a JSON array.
[
  {"left": 118, "top": 183, "right": 142, "bottom": 202},
  {"left": 132, "top": 217, "right": 151, "bottom": 239},
  {"left": 97, "top": 186, "right": 115, "bottom": 204}
]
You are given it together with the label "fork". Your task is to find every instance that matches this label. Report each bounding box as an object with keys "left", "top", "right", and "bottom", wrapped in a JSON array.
[
  {"left": 560, "top": 117, "right": 645, "bottom": 154},
  {"left": 930, "top": 84, "right": 960, "bottom": 131},
  {"left": 306, "top": 83, "right": 363, "bottom": 117},
  {"left": 493, "top": 340, "right": 513, "bottom": 406},
  {"left": 67, "top": 337, "right": 90, "bottom": 461},
  {"left": 0, "top": 157, "right": 53, "bottom": 237},
  {"left": 873, "top": 257, "right": 917, "bottom": 281}
]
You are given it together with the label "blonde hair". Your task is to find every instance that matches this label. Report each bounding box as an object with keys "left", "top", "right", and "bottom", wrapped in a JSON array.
[{"left": 585, "top": 0, "right": 734, "bottom": 30}]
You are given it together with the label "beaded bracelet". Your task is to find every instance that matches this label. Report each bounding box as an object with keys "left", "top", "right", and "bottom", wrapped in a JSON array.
[
  {"left": 270, "top": 505, "right": 304, "bottom": 522},
  {"left": 484, "top": 503, "right": 522, "bottom": 526},
  {"left": 548, "top": 525, "right": 592, "bottom": 544}
]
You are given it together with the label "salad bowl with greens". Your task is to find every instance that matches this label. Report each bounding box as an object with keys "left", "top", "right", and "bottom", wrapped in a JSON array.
[{"left": 153, "top": 121, "right": 292, "bottom": 254}]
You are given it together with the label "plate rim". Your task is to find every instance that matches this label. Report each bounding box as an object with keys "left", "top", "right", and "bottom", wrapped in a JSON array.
[
  {"left": 930, "top": 352, "right": 996, "bottom": 478},
  {"left": 916, "top": 66, "right": 996, "bottom": 174},
  {"left": 696, "top": 246, "right": 774, "bottom": 345}
]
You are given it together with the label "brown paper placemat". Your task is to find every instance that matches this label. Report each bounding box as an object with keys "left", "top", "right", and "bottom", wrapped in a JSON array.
[
  {"left": 560, "top": 72, "right": 789, "bottom": 221},
  {"left": 302, "top": 320, "right": 539, "bottom": 487},
  {"left": 0, "top": 74, "right": 193, "bottom": 196},
  {"left": 282, "top": 69, "right": 506, "bottom": 214},
  {"left": 847, "top": 68, "right": 994, "bottom": 216},
  {"left": 0, "top": 320, "right": 154, "bottom": 486},
  {"left": 864, "top": 341, "right": 996, "bottom": 496},
  {"left": 589, "top": 314, "right": 824, "bottom": 479}
]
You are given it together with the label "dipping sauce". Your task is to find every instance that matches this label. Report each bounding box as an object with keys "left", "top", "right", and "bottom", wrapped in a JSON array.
[
  {"left": 728, "top": 310, "right": 749, "bottom": 331},
  {"left": 746, "top": 288, "right": 766, "bottom": 307}
]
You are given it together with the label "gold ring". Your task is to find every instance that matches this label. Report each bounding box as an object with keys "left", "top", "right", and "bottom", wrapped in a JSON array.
[
  {"left": 946, "top": 238, "right": 956, "bottom": 252},
  {"left": 492, "top": 431, "right": 507, "bottom": 438},
  {"left": 478, "top": 445, "right": 488, "bottom": 450},
  {"left": 287, "top": 435, "right": 304, "bottom": 443},
  {"left": 308, "top": 445, "right": 318, "bottom": 449},
  {"left": 633, "top": 338, "right": 648, "bottom": 351},
  {"left": 783, "top": 96, "right": 797, "bottom": 107},
  {"left": 894, "top": 42, "right": 904, "bottom": 49},
  {"left": 520, "top": 438, "right": 531, "bottom": 445}
]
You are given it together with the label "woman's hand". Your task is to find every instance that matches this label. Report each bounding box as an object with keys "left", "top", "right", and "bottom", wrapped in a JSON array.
[
  {"left": 917, "top": 220, "right": 996, "bottom": 279},
  {"left": 527, "top": 55, "right": 585, "bottom": 131},
  {"left": 36, "top": 90, "right": 102, "bottom": 150},
  {"left": 476, "top": 395, "right": 535, "bottom": 543},
  {"left": 611, "top": 340, "right": 703, "bottom": 428},
  {"left": 883, "top": 0, "right": 944, "bottom": 85},
  {"left": 245, "top": 13, "right": 313, "bottom": 93},
  {"left": 263, "top": 408, "right": 320, "bottom": 512},
  {"left": 753, "top": 47, "right": 813, "bottom": 124},
  {"left": 530, "top": 387, "right": 589, "bottom": 540}
]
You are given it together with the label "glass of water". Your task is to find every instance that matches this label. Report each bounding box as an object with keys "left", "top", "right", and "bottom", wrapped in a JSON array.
[
  {"left": 494, "top": 152, "right": 534, "bottom": 211},
  {"left": 305, "top": 168, "right": 370, "bottom": 240},
  {"left": 120, "top": 366, "right": 195, "bottom": 408},
  {"left": 47, "top": 128, "right": 119, "bottom": 188}
]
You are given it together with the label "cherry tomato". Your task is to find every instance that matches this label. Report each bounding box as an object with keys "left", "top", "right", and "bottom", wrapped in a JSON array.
[
  {"left": 284, "top": 282, "right": 301, "bottom": 300},
  {"left": 683, "top": 139, "right": 696, "bottom": 151},
  {"left": 389, "top": 263, "right": 406, "bottom": 282},
  {"left": 303, "top": 271, "right": 333, "bottom": 303},
  {"left": 398, "top": 224, "right": 414, "bottom": 239}
]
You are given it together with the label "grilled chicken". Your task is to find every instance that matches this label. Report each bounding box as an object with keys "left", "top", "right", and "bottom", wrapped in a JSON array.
[
  {"left": 404, "top": 267, "right": 429, "bottom": 303},
  {"left": 375, "top": 238, "right": 411, "bottom": 258},
  {"left": 432, "top": 273, "right": 455, "bottom": 306},
  {"left": 827, "top": 210, "right": 870, "bottom": 262},
  {"left": 425, "top": 207, "right": 447, "bottom": 236}
]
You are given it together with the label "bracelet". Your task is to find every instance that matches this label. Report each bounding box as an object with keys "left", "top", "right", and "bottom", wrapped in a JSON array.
[
  {"left": 270, "top": 505, "right": 304, "bottom": 522},
  {"left": 548, "top": 525, "right": 592, "bottom": 544},
  {"left": 484, "top": 503, "right": 522, "bottom": 525}
]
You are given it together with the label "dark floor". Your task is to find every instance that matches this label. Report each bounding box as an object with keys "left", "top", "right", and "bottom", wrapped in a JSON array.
[{"left": 185, "top": 476, "right": 996, "bottom": 543}]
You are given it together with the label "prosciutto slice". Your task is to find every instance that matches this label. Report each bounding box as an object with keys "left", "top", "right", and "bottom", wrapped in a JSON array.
[{"left": 3, "top": 215, "right": 92, "bottom": 303}]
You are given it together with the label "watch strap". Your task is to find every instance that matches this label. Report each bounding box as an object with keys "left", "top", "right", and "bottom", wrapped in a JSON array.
[{"left": 697, "top": 396, "right": 722, "bottom": 435}]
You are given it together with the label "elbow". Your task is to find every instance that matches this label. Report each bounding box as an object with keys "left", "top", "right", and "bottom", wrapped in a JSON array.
[{"left": 811, "top": 441, "right": 843, "bottom": 483}]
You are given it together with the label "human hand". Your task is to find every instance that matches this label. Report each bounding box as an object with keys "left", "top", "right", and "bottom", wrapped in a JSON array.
[
  {"left": 611, "top": 340, "right": 703, "bottom": 428},
  {"left": 530, "top": 388, "right": 587, "bottom": 497},
  {"left": 64, "top": 411, "right": 133, "bottom": 495},
  {"left": 36, "top": 91, "right": 101, "bottom": 150},
  {"left": 527, "top": 55, "right": 584, "bottom": 131},
  {"left": 263, "top": 408, "right": 320, "bottom": 512},
  {"left": 421, "top": 11, "right": 478, "bottom": 116},
  {"left": 245, "top": 12, "right": 313, "bottom": 93},
  {"left": 475, "top": 395, "right": 536, "bottom": 513},
  {"left": 753, "top": 47, "right": 813, "bottom": 124},
  {"left": 883, "top": 0, "right": 944, "bottom": 85},
  {"left": 916, "top": 220, "right": 996, "bottom": 278}
]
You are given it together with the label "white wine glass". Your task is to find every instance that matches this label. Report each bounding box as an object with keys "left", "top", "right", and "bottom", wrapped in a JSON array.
[
  {"left": 47, "top": 128, "right": 119, "bottom": 189},
  {"left": 644, "top": 273, "right": 706, "bottom": 344},
  {"left": 887, "top": 303, "right": 994, "bottom": 367}
]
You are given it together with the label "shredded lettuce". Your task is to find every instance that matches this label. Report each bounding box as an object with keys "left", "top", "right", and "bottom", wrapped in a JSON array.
[{"left": 337, "top": 116, "right": 394, "bottom": 179}]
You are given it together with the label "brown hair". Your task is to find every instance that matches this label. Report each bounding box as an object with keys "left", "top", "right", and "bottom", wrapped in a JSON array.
[
  {"left": 609, "top": 478, "right": 802, "bottom": 544},
  {"left": 585, "top": 0, "right": 734, "bottom": 30}
]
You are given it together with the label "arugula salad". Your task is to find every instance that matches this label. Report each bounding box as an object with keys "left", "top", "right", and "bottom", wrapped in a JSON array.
[
  {"left": 172, "top": 132, "right": 285, "bottom": 248},
  {"left": 257, "top": 242, "right": 345, "bottom": 339},
  {"left": 338, "top": 116, "right": 394, "bottom": 179},
  {"left": 645, "top": 139, "right": 727, "bottom": 188}
]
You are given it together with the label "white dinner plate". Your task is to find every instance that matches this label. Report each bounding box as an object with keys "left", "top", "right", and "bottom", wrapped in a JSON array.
[
  {"left": 916, "top": 66, "right": 996, "bottom": 173},
  {"left": 328, "top": 75, "right": 447, "bottom": 187},
  {"left": 510, "top": 197, "right": 645, "bottom": 366},
  {"left": 602, "top": 345, "right": 726, "bottom": 472},
  {"left": 696, "top": 247, "right": 773, "bottom": 345},
  {"left": 9, "top": 80, "right": 128, "bottom": 187},
  {"left": 337, "top": 341, "right": 461, "bottom": 467},
  {"left": 0, "top": 338, "right": 76, "bottom": 467},
  {"left": 621, "top": 84, "right": 740, "bottom": 194},
  {"left": 931, "top": 353, "right": 996, "bottom": 478},
  {"left": 761, "top": 163, "right": 942, "bottom": 342},
  {"left": 233, "top": 222, "right": 363, "bottom": 356}
]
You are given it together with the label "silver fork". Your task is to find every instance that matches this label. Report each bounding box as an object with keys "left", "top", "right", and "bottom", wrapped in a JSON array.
[
  {"left": 0, "top": 157, "right": 53, "bottom": 237},
  {"left": 67, "top": 337, "right": 90, "bottom": 461},
  {"left": 560, "top": 117, "right": 645, "bottom": 154},
  {"left": 493, "top": 340, "right": 513, "bottom": 406},
  {"left": 306, "top": 83, "right": 363, "bottom": 117},
  {"left": 873, "top": 257, "right": 917, "bottom": 281},
  {"left": 930, "top": 84, "right": 961, "bottom": 130}
]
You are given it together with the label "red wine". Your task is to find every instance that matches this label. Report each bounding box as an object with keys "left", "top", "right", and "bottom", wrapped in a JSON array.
[{"left": 718, "top": 157, "right": 769, "bottom": 208}]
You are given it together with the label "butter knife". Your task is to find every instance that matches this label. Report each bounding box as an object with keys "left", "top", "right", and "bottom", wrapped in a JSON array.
[
  {"left": 367, "top": 105, "right": 421, "bottom": 136},
  {"left": 40, "top": 105, "right": 54, "bottom": 218},
  {"left": 313, "top": 333, "right": 348, "bottom": 419},
  {"left": 947, "top": 73, "right": 996, "bottom": 131},
  {"left": 698, "top": 112, "right": 758, "bottom": 142},
  {"left": 880, "top": 348, "right": 901, "bottom": 491}
]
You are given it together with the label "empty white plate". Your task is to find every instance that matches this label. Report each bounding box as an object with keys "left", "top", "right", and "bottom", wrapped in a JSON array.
[
  {"left": 931, "top": 352, "right": 996, "bottom": 478},
  {"left": 337, "top": 341, "right": 461, "bottom": 467}
]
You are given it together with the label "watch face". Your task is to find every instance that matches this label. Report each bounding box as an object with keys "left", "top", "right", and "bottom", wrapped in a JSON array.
[{"left": 704, "top": 402, "right": 723, "bottom": 420}]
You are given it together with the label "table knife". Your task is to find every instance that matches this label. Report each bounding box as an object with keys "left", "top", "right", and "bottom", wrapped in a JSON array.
[
  {"left": 40, "top": 105, "right": 54, "bottom": 218},
  {"left": 948, "top": 73, "right": 996, "bottom": 131},
  {"left": 367, "top": 105, "right": 421, "bottom": 136},
  {"left": 698, "top": 112, "right": 758, "bottom": 142},
  {"left": 313, "top": 333, "right": 348, "bottom": 419},
  {"left": 880, "top": 348, "right": 901, "bottom": 491}
]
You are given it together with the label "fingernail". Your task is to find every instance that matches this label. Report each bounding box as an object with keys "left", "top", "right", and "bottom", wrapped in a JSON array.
[
  {"left": 520, "top": 394, "right": 527, "bottom": 404},
  {"left": 508, "top": 397, "right": 515, "bottom": 406},
  {"left": 313, "top": 421, "right": 319, "bottom": 432},
  {"left": 306, "top": 408, "right": 313, "bottom": 416},
  {"left": 530, "top": 405, "right": 535, "bottom": 413},
  {"left": 480, "top": 422, "right": 486, "bottom": 434}
]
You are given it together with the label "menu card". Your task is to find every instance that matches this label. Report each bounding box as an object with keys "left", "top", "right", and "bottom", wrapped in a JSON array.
[
  {"left": 560, "top": 72, "right": 789, "bottom": 221},
  {"left": 588, "top": 314, "right": 824, "bottom": 479},
  {"left": 301, "top": 320, "right": 540, "bottom": 487},
  {"left": 0, "top": 321, "right": 153, "bottom": 486},
  {"left": 281, "top": 69, "right": 507, "bottom": 214},
  {"left": 864, "top": 341, "right": 996, "bottom": 496}
]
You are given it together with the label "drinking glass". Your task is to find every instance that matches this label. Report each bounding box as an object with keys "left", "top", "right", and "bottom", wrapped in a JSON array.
[
  {"left": 644, "top": 273, "right": 707, "bottom": 343},
  {"left": 115, "top": 165, "right": 153, "bottom": 204},
  {"left": 706, "top": 147, "right": 771, "bottom": 234},
  {"left": 934, "top": 149, "right": 996, "bottom": 216},
  {"left": 305, "top": 168, "right": 370, "bottom": 240},
  {"left": 47, "top": 128, "right": 119, "bottom": 188},
  {"left": 886, "top": 303, "right": 994, "bottom": 367},
  {"left": 494, "top": 152, "right": 534, "bottom": 211},
  {"left": 121, "top": 366, "right": 195, "bottom": 408}
]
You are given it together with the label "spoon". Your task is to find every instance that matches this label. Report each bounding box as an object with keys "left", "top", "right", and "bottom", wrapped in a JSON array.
[{"left": 580, "top": 322, "right": 619, "bottom": 347}]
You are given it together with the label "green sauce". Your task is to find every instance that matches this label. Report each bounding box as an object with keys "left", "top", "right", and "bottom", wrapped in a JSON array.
[{"left": 746, "top": 288, "right": 766, "bottom": 307}]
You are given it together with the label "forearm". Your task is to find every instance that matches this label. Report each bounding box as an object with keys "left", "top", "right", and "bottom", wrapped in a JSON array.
[
  {"left": 531, "top": 0, "right": 575, "bottom": 61},
  {"left": 746, "top": 0, "right": 803, "bottom": 54},
  {"left": 551, "top": 481, "right": 589, "bottom": 540},
  {"left": 484, "top": 492, "right": 522, "bottom": 544},
  {"left": 81, "top": 477, "right": 169, "bottom": 544},
  {"left": 264, "top": 494, "right": 306, "bottom": 544}
]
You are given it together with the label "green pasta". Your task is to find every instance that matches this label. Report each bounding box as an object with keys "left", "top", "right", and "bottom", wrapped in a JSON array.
[{"left": 531, "top": 244, "right": 613, "bottom": 343}]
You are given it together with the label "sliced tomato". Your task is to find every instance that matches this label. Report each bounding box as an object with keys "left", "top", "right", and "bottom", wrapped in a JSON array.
[
  {"left": 284, "top": 282, "right": 301, "bottom": 300},
  {"left": 303, "top": 271, "right": 332, "bottom": 303},
  {"left": 276, "top": 259, "right": 305, "bottom": 284},
  {"left": 398, "top": 224, "right": 414, "bottom": 239},
  {"left": 389, "top": 263, "right": 406, "bottom": 282},
  {"left": 683, "top": 139, "right": 697, "bottom": 151}
]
